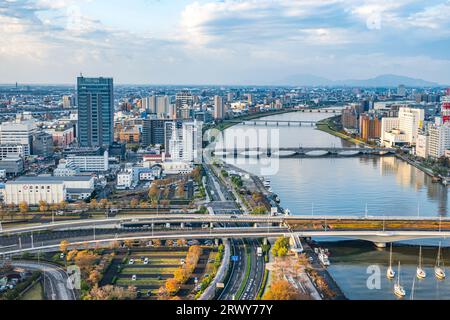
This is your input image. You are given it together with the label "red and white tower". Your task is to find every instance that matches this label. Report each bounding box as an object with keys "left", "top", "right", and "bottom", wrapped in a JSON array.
[{"left": 442, "top": 88, "right": 450, "bottom": 123}]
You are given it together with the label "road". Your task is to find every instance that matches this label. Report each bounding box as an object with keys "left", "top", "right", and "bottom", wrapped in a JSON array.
[
  {"left": 240, "top": 239, "right": 265, "bottom": 300},
  {"left": 11, "top": 260, "right": 76, "bottom": 300},
  {"left": 218, "top": 239, "right": 247, "bottom": 300}
]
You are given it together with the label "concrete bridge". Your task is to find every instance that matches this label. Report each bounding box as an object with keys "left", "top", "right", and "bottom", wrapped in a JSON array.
[
  {"left": 225, "top": 119, "right": 318, "bottom": 127},
  {"left": 213, "top": 147, "right": 396, "bottom": 158},
  {"left": 2, "top": 215, "right": 450, "bottom": 253},
  {"left": 2, "top": 227, "right": 450, "bottom": 256}
]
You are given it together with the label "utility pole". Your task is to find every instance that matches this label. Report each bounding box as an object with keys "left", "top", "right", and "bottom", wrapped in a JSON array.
[{"left": 30, "top": 233, "right": 34, "bottom": 248}]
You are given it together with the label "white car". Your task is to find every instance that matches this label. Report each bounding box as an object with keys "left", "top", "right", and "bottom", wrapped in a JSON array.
[
  {"left": 131, "top": 275, "right": 137, "bottom": 281},
  {"left": 128, "top": 259, "right": 135, "bottom": 265},
  {"left": 143, "top": 258, "right": 149, "bottom": 265}
]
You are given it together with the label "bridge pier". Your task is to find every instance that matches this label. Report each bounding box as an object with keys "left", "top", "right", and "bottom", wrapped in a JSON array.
[
  {"left": 263, "top": 238, "right": 268, "bottom": 246},
  {"left": 215, "top": 239, "right": 219, "bottom": 246},
  {"left": 180, "top": 223, "right": 185, "bottom": 229}
]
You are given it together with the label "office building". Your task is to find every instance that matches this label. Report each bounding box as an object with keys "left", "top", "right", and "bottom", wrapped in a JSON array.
[
  {"left": 214, "top": 96, "right": 224, "bottom": 120},
  {"left": 66, "top": 150, "right": 109, "bottom": 172},
  {"left": 359, "top": 114, "right": 381, "bottom": 142},
  {"left": 428, "top": 124, "right": 450, "bottom": 159},
  {"left": 0, "top": 118, "right": 37, "bottom": 156},
  {"left": 77, "top": 76, "right": 114, "bottom": 148}
]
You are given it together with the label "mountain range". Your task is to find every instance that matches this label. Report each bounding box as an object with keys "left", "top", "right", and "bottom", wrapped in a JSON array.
[{"left": 279, "top": 74, "right": 440, "bottom": 87}]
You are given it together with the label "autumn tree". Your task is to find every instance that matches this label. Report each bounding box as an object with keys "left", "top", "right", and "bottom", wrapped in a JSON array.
[
  {"left": 74, "top": 250, "right": 99, "bottom": 275},
  {"left": 18, "top": 201, "right": 29, "bottom": 214},
  {"left": 263, "top": 280, "right": 300, "bottom": 300},
  {"left": 148, "top": 185, "right": 159, "bottom": 200},
  {"left": 88, "top": 269, "right": 101, "bottom": 286},
  {"left": 66, "top": 249, "right": 79, "bottom": 262},
  {"left": 165, "top": 278, "right": 181, "bottom": 296},
  {"left": 272, "top": 237, "right": 290, "bottom": 257},
  {"left": 89, "top": 199, "right": 98, "bottom": 210},
  {"left": 85, "top": 285, "right": 137, "bottom": 300},
  {"left": 59, "top": 240, "right": 70, "bottom": 253},
  {"left": 139, "top": 201, "right": 148, "bottom": 209},
  {"left": 130, "top": 198, "right": 139, "bottom": 208},
  {"left": 39, "top": 200, "right": 48, "bottom": 212},
  {"left": 99, "top": 199, "right": 108, "bottom": 209},
  {"left": 59, "top": 201, "right": 68, "bottom": 210}
]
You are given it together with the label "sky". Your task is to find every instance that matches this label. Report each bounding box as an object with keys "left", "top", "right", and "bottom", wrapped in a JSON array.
[{"left": 1, "top": 0, "right": 450, "bottom": 85}]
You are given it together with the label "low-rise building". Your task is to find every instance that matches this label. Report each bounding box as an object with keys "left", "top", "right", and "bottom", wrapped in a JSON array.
[
  {"left": 117, "top": 171, "right": 133, "bottom": 189},
  {"left": 2, "top": 176, "right": 94, "bottom": 205},
  {"left": 66, "top": 150, "right": 109, "bottom": 172}
]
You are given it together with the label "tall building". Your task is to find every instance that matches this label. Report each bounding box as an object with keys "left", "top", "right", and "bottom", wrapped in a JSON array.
[
  {"left": 398, "top": 107, "right": 424, "bottom": 144},
  {"left": 359, "top": 114, "right": 381, "bottom": 142},
  {"left": 77, "top": 76, "right": 114, "bottom": 148},
  {"left": 168, "top": 121, "right": 202, "bottom": 163},
  {"left": 214, "top": 95, "right": 224, "bottom": 120},
  {"left": 428, "top": 124, "right": 450, "bottom": 159},
  {"left": 397, "top": 84, "right": 406, "bottom": 97},
  {"left": 0, "top": 117, "right": 37, "bottom": 156},
  {"left": 156, "top": 95, "right": 170, "bottom": 115},
  {"left": 441, "top": 90, "right": 450, "bottom": 123}
]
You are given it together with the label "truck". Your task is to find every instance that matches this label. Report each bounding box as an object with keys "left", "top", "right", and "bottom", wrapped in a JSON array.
[{"left": 257, "top": 247, "right": 263, "bottom": 257}]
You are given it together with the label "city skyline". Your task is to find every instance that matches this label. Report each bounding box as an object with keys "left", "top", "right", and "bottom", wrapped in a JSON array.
[{"left": 2, "top": 0, "right": 450, "bottom": 85}]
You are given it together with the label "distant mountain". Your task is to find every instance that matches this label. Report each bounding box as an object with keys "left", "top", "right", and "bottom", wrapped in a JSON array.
[{"left": 280, "top": 73, "right": 439, "bottom": 87}]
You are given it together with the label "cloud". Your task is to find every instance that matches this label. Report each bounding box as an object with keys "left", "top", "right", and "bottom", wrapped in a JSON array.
[{"left": 1, "top": 0, "right": 450, "bottom": 84}]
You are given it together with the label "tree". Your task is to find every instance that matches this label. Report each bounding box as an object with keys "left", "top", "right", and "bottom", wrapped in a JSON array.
[
  {"left": 38, "top": 200, "right": 48, "bottom": 212},
  {"left": 18, "top": 201, "right": 29, "bottom": 214},
  {"left": 89, "top": 199, "right": 98, "bottom": 210},
  {"left": 130, "top": 198, "right": 139, "bottom": 208},
  {"left": 263, "top": 280, "right": 300, "bottom": 300},
  {"left": 165, "top": 278, "right": 181, "bottom": 296},
  {"left": 59, "top": 240, "right": 70, "bottom": 253},
  {"left": 66, "top": 249, "right": 78, "bottom": 262},
  {"left": 99, "top": 199, "right": 108, "bottom": 209},
  {"left": 139, "top": 201, "right": 148, "bottom": 209},
  {"left": 88, "top": 269, "right": 101, "bottom": 286},
  {"left": 85, "top": 285, "right": 137, "bottom": 300},
  {"left": 148, "top": 185, "right": 159, "bottom": 200},
  {"left": 272, "top": 237, "right": 290, "bottom": 257},
  {"left": 74, "top": 250, "right": 99, "bottom": 275}
]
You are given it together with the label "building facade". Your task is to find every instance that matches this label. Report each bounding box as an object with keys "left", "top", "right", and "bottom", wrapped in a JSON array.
[{"left": 77, "top": 76, "right": 114, "bottom": 148}]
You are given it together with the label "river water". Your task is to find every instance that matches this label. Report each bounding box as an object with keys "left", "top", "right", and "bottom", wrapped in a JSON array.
[{"left": 220, "top": 111, "right": 450, "bottom": 300}]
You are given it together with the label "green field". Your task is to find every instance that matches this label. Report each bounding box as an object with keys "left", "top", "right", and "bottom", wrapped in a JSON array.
[
  {"left": 116, "top": 278, "right": 165, "bottom": 286},
  {"left": 20, "top": 282, "right": 43, "bottom": 300},
  {"left": 121, "top": 267, "right": 178, "bottom": 275}
]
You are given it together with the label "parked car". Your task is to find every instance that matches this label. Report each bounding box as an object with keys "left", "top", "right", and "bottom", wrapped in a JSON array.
[
  {"left": 128, "top": 259, "right": 135, "bottom": 265},
  {"left": 131, "top": 275, "right": 137, "bottom": 281}
]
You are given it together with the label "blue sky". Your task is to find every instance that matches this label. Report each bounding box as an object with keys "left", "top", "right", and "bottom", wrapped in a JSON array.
[{"left": 1, "top": 0, "right": 450, "bottom": 84}]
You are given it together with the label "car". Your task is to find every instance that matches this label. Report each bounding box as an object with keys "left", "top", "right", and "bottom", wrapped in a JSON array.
[
  {"left": 128, "top": 259, "right": 135, "bottom": 265},
  {"left": 60, "top": 253, "right": 65, "bottom": 259},
  {"left": 230, "top": 215, "right": 238, "bottom": 219},
  {"left": 143, "top": 258, "right": 149, "bottom": 265},
  {"left": 203, "top": 274, "right": 210, "bottom": 279},
  {"left": 131, "top": 275, "right": 137, "bottom": 281},
  {"left": 146, "top": 291, "right": 152, "bottom": 297}
]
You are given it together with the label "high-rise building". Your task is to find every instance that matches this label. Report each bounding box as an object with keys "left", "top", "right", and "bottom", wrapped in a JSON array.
[
  {"left": 397, "top": 84, "right": 406, "bottom": 97},
  {"left": 62, "top": 95, "right": 76, "bottom": 108},
  {"left": 77, "top": 76, "right": 114, "bottom": 148},
  {"left": 428, "top": 124, "right": 450, "bottom": 159},
  {"left": 156, "top": 95, "right": 170, "bottom": 115},
  {"left": 398, "top": 107, "right": 424, "bottom": 144},
  {"left": 168, "top": 121, "right": 202, "bottom": 163},
  {"left": 441, "top": 90, "right": 450, "bottom": 124},
  {"left": 359, "top": 114, "right": 381, "bottom": 142},
  {"left": 214, "top": 95, "right": 224, "bottom": 120}
]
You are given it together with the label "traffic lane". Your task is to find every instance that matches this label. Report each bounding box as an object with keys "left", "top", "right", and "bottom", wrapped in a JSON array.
[
  {"left": 219, "top": 239, "right": 246, "bottom": 300},
  {"left": 0, "top": 228, "right": 289, "bottom": 253},
  {"left": 11, "top": 261, "right": 76, "bottom": 300}
]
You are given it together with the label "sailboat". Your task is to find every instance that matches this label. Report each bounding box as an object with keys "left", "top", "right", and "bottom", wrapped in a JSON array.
[
  {"left": 417, "top": 246, "right": 427, "bottom": 279},
  {"left": 394, "top": 261, "right": 406, "bottom": 298},
  {"left": 435, "top": 242, "right": 446, "bottom": 280},
  {"left": 386, "top": 243, "right": 395, "bottom": 280}
]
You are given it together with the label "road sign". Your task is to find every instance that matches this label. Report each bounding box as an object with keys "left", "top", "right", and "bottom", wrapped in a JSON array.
[{"left": 231, "top": 256, "right": 239, "bottom": 262}]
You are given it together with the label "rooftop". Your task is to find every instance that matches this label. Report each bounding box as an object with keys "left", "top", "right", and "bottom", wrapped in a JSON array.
[{"left": 8, "top": 175, "right": 93, "bottom": 184}]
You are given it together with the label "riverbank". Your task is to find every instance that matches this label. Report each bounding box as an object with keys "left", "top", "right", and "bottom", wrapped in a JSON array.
[{"left": 316, "top": 116, "right": 368, "bottom": 146}]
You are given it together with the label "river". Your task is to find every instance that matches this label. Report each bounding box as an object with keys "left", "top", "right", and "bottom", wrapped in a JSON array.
[{"left": 219, "top": 111, "right": 450, "bottom": 300}]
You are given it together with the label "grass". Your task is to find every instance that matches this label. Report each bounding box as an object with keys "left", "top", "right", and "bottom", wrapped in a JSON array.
[
  {"left": 116, "top": 278, "right": 165, "bottom": 286},
  {"left": 131, "top": 252, "right": 187, "bottom": 257},
  {"left": 316, "top": 117, "right": 366, "bottom": 146},
  {"left": 204, "top": 251, "right": 219, "bottom": 275},
  {"left": 19, "top": 282, "right": 43, "bottom": 300},
  {"left": 127, "top": 258, "right": 182, "bottom": 266},
  {"left": 121, "top": 267, "right": 178, "bottom": 275}
]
